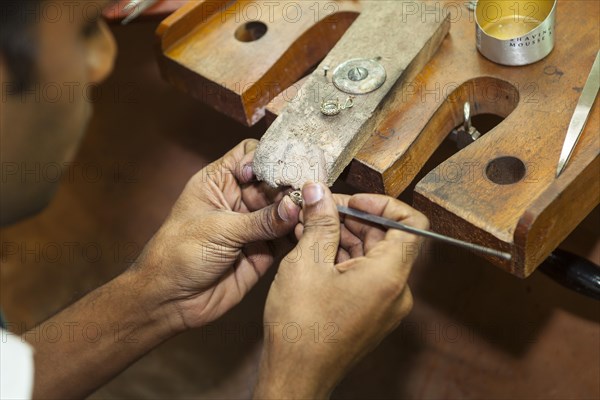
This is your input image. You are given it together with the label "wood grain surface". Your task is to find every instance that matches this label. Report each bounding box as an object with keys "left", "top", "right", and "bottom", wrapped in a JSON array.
[
  {"left": 157, "top": 0, "right": 362, "bottom": 125},
  {"left": 253, "top": 1, "right": 450, "bottom": 188},
  {"left": 412, "top": 0, "right": 599, "bottom": 277}
]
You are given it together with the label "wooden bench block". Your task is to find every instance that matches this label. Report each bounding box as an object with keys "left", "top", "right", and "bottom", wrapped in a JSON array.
[
  {"left": 253, "top": 1, "right": 450, "bottom": 188},
  {"left": 157, "top": 0, "right": 599, "bottom": 276},
  {"left": 157, "top": 0, "right": 362, "bottom": 126}
]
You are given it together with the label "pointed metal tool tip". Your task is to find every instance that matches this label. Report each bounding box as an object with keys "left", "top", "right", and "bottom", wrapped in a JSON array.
[{"left": 556, "top": 162, "right": 565, "bottom": 177}]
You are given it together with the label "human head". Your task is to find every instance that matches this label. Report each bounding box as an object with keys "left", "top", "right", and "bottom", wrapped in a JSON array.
[{"left": 0, "top": 0, "right": 116, "bottom": 225}]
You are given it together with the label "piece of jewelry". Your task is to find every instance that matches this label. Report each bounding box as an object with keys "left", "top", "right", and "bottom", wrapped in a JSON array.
[
  {"left": 289, "top": 190, "right": 304, "bottom": 207},
  {"left": 320, "top": 96, "right": 354, "bottom": 116}
]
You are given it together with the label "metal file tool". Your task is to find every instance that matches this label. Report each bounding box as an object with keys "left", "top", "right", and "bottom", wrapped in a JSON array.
[
  {"left": 288, "top": 191, "right": 512, "bottom": 261},
  {"left": 337, "top": 206, "right": 512, "bottom": 261}
]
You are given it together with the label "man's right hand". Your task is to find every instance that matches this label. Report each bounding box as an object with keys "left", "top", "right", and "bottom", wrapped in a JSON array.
[{"left": 254, "top": 182, "right": 429, "bottom": 399}]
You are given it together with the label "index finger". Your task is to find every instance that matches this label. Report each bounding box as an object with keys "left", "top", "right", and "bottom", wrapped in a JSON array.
[
  {"left": 218, "top": 139, "right": 258, "bottom": 184},
  {"left": 346, "top": 194, "right": 429, "bottom": 244}
]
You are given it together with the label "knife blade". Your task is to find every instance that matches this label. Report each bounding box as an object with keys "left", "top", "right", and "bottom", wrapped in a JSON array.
[{"left": 556, "top": 50, "right": 600, "bottom": 177}]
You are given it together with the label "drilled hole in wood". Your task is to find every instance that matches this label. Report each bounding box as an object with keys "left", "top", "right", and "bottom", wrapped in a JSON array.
[
  {"left": 235, "top": 21, "right": 268, "bottom": 42},
  {"left": 471, "top": 113, "right": 504, "bottom": 133},
  {"left": 486, "top": 156, "right": 526, "bottom": 185}
]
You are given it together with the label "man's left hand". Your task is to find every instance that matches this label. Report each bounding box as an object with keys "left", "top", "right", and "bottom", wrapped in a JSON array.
[{"left": 134, "top": 139, "right": 300, "bottom": 331}]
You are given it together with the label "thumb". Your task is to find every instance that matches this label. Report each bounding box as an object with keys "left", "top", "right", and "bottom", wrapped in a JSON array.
[
  {"left": 233, "top": 196, "right": 300, "bottom": 243},
  {"left": 297, "top": 182, "right": 340, "bottom": 266}
]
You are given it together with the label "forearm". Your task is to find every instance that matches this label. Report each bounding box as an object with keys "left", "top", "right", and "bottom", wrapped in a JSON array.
[
  {"left": 254, "top": 345, "right": 335, "bottom": 400},
  {"left": 254, "top": 371, "right": 331, "bottom": 400},
  {"left": 25, "top": 268, "right": 183, "bottom": 399},
  {"left": 253, "top": 376, "right": 330, "bottom": 400}
]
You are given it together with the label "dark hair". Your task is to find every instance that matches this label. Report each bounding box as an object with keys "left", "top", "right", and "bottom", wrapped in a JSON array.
[{"left": 0, "top": 1, "right": 41, "bottom": 94}]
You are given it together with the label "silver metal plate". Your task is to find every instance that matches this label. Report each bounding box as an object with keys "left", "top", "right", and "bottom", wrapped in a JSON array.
[{"left": 332, "top": 58, "right": 387, "bottom": 95}]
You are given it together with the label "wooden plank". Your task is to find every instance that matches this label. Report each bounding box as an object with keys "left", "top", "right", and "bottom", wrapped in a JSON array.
[
  {"left": 156, "top": 0, "right": 362, "bottom": 126},
  {"left": 253, "top": 1, "right": 450, "bottom": 188},
  {"left": 516, "top": 155, "right": 600, "bottom": 277}
]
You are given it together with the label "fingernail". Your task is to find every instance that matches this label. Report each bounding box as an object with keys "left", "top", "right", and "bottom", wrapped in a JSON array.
[
  {"left": 242, "top": 164, "right": 255, "bottom": 181},
  {"left": 277, "top": 196, "right": 297, "bottom": 221},
  {"left": 303, "top": 182, "right": 323, "bottom": 206}
]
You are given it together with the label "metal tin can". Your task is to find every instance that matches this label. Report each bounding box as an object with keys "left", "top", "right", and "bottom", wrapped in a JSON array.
[{"left": 475, "top": 0, "right": 557, "bottom": 66}]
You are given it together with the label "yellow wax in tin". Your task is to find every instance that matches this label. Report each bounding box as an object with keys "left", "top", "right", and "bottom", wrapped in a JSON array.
[{"left": 482, "top": 16, "right": 543, "bottom": 40}]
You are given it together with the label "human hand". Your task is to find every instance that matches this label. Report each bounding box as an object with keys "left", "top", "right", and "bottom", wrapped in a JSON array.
[
  {"left": 254, "top": 182, "right": 429, "bottom": 399},
  {"left": 133, "top": 139, "right": 301, "bottom": 332}
]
